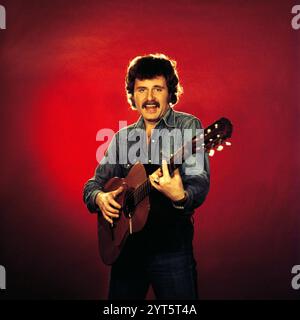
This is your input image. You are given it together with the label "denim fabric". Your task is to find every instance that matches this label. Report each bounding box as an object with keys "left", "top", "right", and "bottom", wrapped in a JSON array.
[
  {"left": 83, "top": 107, "right": 210, "bottom": 215},
  {"left": 108, "top": 233, "right": 198, "bottom": 300}
]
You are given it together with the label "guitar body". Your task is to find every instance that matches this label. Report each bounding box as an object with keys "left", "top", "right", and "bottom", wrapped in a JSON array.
[{"left": 97, "top": 162, "right": 150, "bottom": 265}]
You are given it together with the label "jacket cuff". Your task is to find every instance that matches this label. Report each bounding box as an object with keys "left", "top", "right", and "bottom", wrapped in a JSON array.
[
  {"left": 172, "top": 190, "right": 189, "bottom": 210},
  {"left": 91, "top": 190, "right": 103, "bottom": 212}
]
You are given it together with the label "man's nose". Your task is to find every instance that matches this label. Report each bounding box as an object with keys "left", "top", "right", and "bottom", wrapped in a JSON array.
[{"left": 147, "top": 89, "right": 154, "bottom": 101}]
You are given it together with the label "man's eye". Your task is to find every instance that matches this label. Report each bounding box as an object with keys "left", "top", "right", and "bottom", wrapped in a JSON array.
[
  {"left": 155, "top": 88, "right": 162, "bottom": 92},
  {"left": 138, "top": 88, "right": 145, "bottom": 93}
]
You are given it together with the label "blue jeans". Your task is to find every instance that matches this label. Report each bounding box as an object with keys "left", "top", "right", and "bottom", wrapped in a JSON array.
[{"left": 108, "top": 248, "right": 198, "bottom": 300}]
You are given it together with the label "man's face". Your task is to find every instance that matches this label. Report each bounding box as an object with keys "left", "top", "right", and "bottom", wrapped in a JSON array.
[{"left": 133, "top": 76, "right": 170, "bottom": 124}]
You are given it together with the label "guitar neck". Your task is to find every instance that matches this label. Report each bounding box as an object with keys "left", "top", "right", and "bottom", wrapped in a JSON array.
[{"left": 130, "top": 117, "right": 233, "bottom": 208}]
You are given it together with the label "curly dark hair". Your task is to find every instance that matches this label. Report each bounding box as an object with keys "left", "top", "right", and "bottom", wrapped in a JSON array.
[{"left": 125, "top": 53, "right": 183, "bottom": 109}]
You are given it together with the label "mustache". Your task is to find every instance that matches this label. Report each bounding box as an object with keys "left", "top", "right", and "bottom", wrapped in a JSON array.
[{"left": 142, "top": 101, "right": 160, "bottom": 108}]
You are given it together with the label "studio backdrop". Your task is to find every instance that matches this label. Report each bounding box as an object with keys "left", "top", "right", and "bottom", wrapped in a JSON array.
[{"left": 0, "top": 0, "right": 300, "bottom": 299}]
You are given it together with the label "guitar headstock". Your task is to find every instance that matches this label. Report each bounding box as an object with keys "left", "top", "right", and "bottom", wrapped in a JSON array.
[
  {"left": 204, "top": 117, "right": 233, "bottom": 156},
  {"left": 192, "top": 117, "right": 233, "bottom": 157}
]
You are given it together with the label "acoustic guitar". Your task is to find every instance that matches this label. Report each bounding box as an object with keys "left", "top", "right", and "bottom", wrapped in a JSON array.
[{"left": 98, "top": 117, "right": 233, "bottom": 265}]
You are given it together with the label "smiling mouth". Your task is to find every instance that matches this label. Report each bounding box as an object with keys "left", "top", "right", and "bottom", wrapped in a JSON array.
[
  {"left": 144, "top": 105, "right": 159, "bottom": 113},
  {"left": 145, "top": 104, "right": 158, "bottom": 108},
  {"left": 143, "top": 101, "right": 160, "bottom": 108}
]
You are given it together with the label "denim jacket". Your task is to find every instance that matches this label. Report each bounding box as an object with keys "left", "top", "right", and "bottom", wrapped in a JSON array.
[{"left": 83, "top": 107, "right": 210, "bottom": 216}]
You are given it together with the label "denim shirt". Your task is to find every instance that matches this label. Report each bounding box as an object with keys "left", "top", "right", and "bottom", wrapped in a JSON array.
[{"left": 83, "top": 107, "right": 210, "bottom": 217}]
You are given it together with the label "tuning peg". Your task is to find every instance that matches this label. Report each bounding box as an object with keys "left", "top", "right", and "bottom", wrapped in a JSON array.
[
  {"left": 217, "top": 145, "right": 223, "bottom": 151},
  {"left": 225, "top": 141, "right": 231, "bottom": 146},
  {"left": 209, "top": 149, "right": 215, "bottom": 157}
]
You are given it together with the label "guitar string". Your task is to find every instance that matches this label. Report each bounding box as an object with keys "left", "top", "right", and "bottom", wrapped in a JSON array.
[
  {"left": 122, "top": 131, "right": 223, "bottom": 212},
  {"left": 127, "top": 149, "right": 184, "bottom": 207},
  {"left": 120, "top": 126, "right": 229, "bottom": 210},
  {"left": 124, "top": 152, "right": 182, "bottom": 209}
]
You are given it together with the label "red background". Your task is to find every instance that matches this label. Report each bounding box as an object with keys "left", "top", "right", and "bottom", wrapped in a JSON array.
[{"left": 1, "top": 0, "right": 299, "bottom": 299}]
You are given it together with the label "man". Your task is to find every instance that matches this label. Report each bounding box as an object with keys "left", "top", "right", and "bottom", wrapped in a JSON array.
[{"left": 83, "top": 53, "right": 210, "bottom": 299}]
